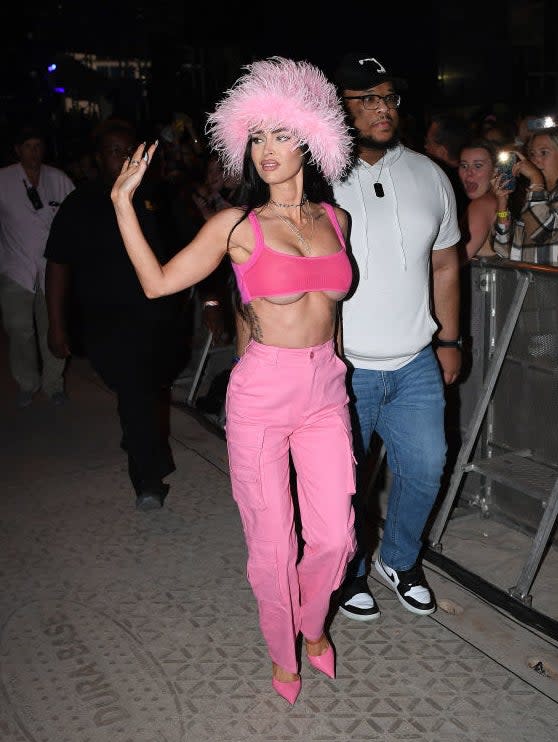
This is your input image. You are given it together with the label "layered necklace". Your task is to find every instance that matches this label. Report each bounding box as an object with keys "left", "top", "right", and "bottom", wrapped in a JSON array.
[{"left": 271, "top": 196, "right": 314, "bottom": 255}]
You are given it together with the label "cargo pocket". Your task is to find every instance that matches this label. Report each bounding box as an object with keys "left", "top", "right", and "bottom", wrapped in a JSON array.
[
  {"left": 246, "top": 539, "right": 282, "bottom": 604},
  {"left": 226, "top": 422, "right": 266, "bottom": 510},
  {"left": 337, "top": 411, "right": 358, "bottom": 494},
  {"left": 331, "top": 413, "right": 358, "bottom": 591}
]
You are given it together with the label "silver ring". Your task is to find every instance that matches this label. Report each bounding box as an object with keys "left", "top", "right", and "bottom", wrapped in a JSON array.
[{"left": 130, "top": 159, "right": 141, "bottom": 166}]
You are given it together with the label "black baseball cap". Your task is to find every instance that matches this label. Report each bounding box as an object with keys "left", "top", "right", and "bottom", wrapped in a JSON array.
[{"left": 334, "top": 53, "right": 407, "bottom": 92}]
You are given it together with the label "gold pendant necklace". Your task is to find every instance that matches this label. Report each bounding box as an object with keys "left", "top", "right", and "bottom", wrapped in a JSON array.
[{"left": 273, "top": 205, "right": 314, "bottom": 255}]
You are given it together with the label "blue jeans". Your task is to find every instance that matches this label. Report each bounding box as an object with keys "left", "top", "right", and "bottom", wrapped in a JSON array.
[{"left": 348, "top": 345, "right": 447, "bottom": 577}]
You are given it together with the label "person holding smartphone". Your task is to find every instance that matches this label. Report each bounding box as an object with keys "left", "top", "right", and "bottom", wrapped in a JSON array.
[{"left": 491, "top": 127, "right": 558, "bottom": 264}]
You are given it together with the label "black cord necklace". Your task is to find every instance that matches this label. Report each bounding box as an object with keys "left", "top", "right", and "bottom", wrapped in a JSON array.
[{"left": 373, "top": 152, "right": 386, "bottom": 198}]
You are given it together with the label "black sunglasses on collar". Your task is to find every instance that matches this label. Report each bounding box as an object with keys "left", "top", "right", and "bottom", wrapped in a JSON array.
[{"left": 23, "top": 180, "right": 44, "bottom": 210}]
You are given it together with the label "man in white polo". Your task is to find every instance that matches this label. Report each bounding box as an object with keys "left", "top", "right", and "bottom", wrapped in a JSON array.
[{"left": 0, "top": 126, "right": 74, "bottom": 407}]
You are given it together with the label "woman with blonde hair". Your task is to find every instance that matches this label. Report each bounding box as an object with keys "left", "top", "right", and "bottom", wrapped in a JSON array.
[
  {"left": 492, "top": 126, "right": 558, "bottom": 264},
  {"left": 457, "top": 138, "right": 500, "bottom": 263}
]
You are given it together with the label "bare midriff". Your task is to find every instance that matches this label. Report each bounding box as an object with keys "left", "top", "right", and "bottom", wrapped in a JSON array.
[{"left": 245, "top": 291, "right": 338, "bottom": 348}]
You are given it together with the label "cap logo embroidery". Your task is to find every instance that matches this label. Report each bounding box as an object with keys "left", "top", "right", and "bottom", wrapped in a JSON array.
[{"left": 357, "top": 58, "right": 386, "bottom": 74}]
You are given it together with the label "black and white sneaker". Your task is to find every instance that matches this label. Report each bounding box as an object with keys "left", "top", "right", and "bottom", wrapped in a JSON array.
[
  {"left": 338, "top": 575, "right": 380, "bottom": 622},
  {"left": 375, "top": 556, "right": 436, "bottom": 615}
]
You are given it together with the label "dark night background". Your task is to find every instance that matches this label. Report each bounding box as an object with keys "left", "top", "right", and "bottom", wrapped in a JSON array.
[{"left": 2, "top": 1, "right": 557, "bottom": 158}]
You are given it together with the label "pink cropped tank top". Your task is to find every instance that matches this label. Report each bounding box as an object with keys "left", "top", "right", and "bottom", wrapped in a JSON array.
[{"left": 232, "top": 202, "right": 352, "bottom": 304}]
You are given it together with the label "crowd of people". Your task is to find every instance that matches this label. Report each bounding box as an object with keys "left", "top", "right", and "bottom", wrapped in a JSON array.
[{"left": 1, "top": 50, "right": 557, "bottom": 706}]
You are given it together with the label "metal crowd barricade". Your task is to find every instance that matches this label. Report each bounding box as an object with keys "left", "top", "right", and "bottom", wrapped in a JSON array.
[
  {"left": 428, "top": 257, "right": 558, "bottom": 606},
  {"left": 171, "top": 287, "right": 235, "bottom": 427}
]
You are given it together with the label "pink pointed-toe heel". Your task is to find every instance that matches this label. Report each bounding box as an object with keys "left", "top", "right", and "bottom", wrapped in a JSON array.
[
  {"left": 272, "top": 677, "right": 301, "bottom": 705},
  {"left": 307, "top": 643, "right": 335, "bottom": 679}
]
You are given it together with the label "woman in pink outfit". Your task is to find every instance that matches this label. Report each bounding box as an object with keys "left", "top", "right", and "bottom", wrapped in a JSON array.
[{"left": 110, "top": 57, "right": 356, "bottom": 705}]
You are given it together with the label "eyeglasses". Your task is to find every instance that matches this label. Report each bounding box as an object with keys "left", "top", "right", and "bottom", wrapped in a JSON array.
[
  {"left": 23, "top": 180, "right": 43, "bottom": 210},
  {"left": 343, "top": 93, "right": 401, "bottom": 110}
]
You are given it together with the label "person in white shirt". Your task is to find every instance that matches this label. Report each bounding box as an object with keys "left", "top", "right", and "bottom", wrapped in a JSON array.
[
  {"left": 332, "top": 53, "right": 461, "bottom": 620},
  {"left": 0, "top": 126, "right": 74, "bottom": 407}
]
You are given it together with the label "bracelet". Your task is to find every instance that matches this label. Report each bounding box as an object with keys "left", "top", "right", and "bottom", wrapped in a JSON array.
[
  {"left": 435, "top": 337, "right": 463, "bottom": 349},
  {"left": 527, "top": 183, "right": 545, "bottom": 191},
  {"left": 496, "top": 210, "right": 510, "bottom": 219},
  {"left": 203, "top": 299, "right": 220, "bottom": 308}
]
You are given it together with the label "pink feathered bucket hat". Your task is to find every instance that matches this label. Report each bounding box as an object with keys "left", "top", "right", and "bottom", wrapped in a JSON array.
[{"left": 205, "top": 56, "right": 352, "bottom": 184}]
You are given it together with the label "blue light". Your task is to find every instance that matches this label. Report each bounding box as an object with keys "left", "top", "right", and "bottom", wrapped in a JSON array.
[
  {"left": 47, "top": 64, "right": 57, "bottom": 72},
  {"left": 53, "top": 87, "right": 65, "bottom": 94}
]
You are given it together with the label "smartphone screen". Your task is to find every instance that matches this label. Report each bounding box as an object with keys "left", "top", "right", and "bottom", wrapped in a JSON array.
[{"left": 497, "top": 151, "right": 518, "bottom": 191}]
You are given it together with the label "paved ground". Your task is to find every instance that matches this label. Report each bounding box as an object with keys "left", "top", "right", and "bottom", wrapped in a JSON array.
[{"left": 1, "top": 341, "right": 558, "bottom": 742}]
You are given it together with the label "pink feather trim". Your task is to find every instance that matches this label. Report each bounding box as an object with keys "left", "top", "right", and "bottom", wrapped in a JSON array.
[{"left": 206, "top": 57, "right": 352, "bottom": 184}]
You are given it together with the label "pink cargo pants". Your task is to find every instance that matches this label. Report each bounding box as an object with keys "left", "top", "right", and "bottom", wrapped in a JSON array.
[{"left": 225, "top": 339, "right": 356, "bottom": 673}]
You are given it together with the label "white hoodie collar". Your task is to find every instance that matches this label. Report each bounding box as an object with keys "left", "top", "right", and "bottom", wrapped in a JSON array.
[{"left": 353, "top": 143, "right": 408, "bottom": 275}]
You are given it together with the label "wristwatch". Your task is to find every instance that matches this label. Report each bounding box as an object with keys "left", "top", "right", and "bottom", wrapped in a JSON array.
[{"left": 435, "top": 337, "right": 463, "bottom": 349}]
